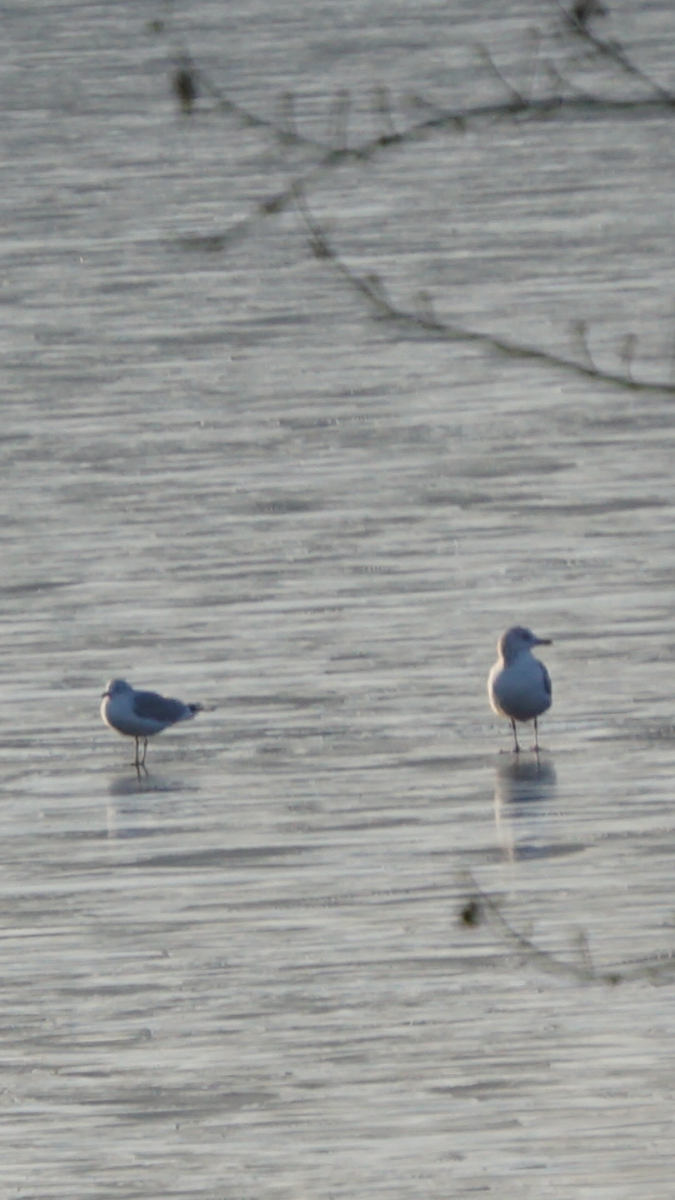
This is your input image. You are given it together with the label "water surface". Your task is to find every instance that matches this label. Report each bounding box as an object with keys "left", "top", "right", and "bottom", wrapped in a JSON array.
[{"left": 3, "top": 2, "right": 675, "bottom": 1196}]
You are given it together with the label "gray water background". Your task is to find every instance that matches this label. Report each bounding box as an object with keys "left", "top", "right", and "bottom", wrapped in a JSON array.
[{"left": 4, "top": 0, "right": 675, "bottom": 1195}]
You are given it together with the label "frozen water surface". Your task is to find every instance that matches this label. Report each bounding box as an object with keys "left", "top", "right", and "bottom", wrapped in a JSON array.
[{"left": 3, "top": 1, "right": 675, "bottom": 1196}]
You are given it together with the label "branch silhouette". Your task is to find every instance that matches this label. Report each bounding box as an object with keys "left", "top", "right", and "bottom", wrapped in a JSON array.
[
  {"left": 294, "top": 190, "right": 675, "bottom": 396},
  {"left": 160, "top": 1, "right": 675, "bottom": 150},
  {"left": 550, "top": 0, "right": 675, "bottom": 104},
  {"left": 461, "top": 872, "right": 675, "bottom": 986},
  {"left": 161, "top": 9, "right": 675, "bottom": 394}
]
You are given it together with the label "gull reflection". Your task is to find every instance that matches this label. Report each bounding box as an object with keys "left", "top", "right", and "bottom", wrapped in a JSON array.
[
  {"left": 105, "top": 772, "right": 187, "bottom": 841},
  {"left": 106, "top": 771, "right": 180, "bottom": 799},
  {"left": 494, "top": 755, "right": 557, "bottom": 861}
]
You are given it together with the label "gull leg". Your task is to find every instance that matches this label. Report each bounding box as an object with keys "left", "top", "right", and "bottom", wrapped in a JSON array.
[
  {"left": 134, "top": 737, "right": 141, "bottom": 769},
  {"left": 140, "top": 737, "right": 148, "bottom": 767},
  {"left": 533, "top": 717, "right": 540, "bottom": 754},
  {"left": 510, "top": 718, "right": 521, "bottom": 753}
]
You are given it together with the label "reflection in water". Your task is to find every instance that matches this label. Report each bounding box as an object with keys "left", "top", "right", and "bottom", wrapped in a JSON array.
[
  {"left": 105, "top": 772, "right": 188, "bottom": 840},
  {"left": 107, "top": 771, "right": 181, "bottom": 799},
  {"left": 494, "top": 756, "right": 558, "bottom": 860}
]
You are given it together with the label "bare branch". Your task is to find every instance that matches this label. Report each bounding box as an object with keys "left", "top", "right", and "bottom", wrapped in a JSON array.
[
  {"left": 461, "top": 872, "right": 675, "bottom": 985},
  {"left": 551, "top": 0, "right": 675, "bottom": 105},
  {"left": 294, "top": 200, "right": 675, "bottom": 395}
]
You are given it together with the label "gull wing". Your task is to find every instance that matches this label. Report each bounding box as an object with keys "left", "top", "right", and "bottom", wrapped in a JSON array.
[
  {"left": 541, "top": 663, "right": 552, "bottom": 700},
  {"left": 132, "top": 690, "right": 189, "bottom": 724}
]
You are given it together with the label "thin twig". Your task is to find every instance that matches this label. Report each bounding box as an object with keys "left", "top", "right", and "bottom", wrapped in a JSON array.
[
  {"left": 330, "top": 88, "right": 351, "bottom": 151},
  {"left": 373, "top": 85, "right": 398, "bottom": 141},
  {"left": 620, "top": 332, "right": 637, "bottom": 382},
  {"left": 524, "top": 27, "right": 543, "bottom": 102},
  {"left": 572, "top": 319, "right": 596, "bottom": 371},
  {"left": 476, "top": 43, "right": 527, "bottom": 108}
]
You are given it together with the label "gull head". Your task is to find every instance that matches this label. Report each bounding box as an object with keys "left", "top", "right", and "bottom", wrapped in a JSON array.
[
  {"left": 101, "top": 678, "right": 132, "bottom": 700},
  {"left": 498, "top": 625, "right": 552, "bottom": 664}
]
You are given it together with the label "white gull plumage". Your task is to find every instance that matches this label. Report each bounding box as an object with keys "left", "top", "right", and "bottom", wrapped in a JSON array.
[
  {"left": 101, "top": 678, "right": 203, "bottom": 768},
  {"left": 487, "top": 626, "right": 552, "bottom": 753}
]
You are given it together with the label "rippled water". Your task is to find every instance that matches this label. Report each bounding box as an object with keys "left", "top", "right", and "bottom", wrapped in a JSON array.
[{"left": 4, "top": 1, "right": 675, "bottom": 1196}]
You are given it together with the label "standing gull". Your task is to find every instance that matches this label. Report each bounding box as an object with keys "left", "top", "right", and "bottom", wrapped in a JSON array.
[
  {"left": 487, "top": 626, "right": 552, "bottom": 753},
  {"left": 101, "top": 679, "right": 203, "bottom": 768}
]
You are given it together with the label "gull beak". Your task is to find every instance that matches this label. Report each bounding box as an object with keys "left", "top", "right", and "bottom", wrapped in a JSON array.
[
  {"left": 101, "top": 688, "right": 111, "bottom": 698},
  {"left": 535, "top": 637, "right": 552, "bottom": 646}
]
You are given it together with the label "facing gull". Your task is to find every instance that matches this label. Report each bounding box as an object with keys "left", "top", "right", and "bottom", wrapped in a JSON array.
[
  {"left": 101, "top": 679, "right": 203, "bottom": 768},
  {"left": 487, "top": 626, "right": 552, "bottom": 753}
]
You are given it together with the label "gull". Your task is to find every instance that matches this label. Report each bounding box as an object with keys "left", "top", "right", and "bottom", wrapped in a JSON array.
[
  {"left": 487, "top": 626, "right": 552, "bottom": 753},
  {"left": 101, "top": 679, "right": 203, "bottom": 769}
]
